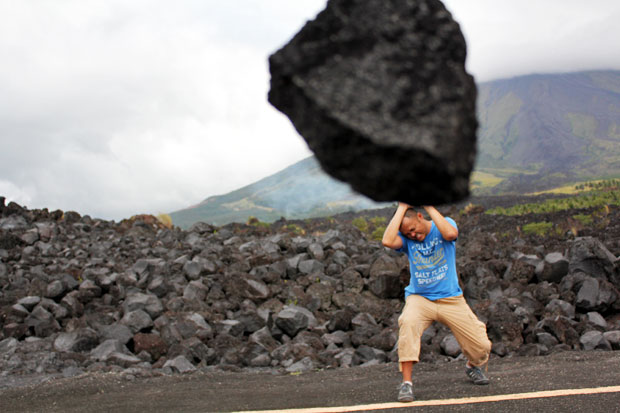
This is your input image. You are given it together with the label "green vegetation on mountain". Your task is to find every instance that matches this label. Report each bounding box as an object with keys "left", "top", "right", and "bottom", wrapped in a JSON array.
[
  {"left": 170, "top": 157, "right": 386, "bottom": 228},
  {"left": 486, "top": 179, "right": 620, "bottom": 216},
  {"left": 475, "top": 70, "right": 620, "bottom": 194}
]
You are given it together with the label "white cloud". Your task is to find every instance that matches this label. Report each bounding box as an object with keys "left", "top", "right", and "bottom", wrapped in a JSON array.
[
  {"left": 443, "top": 0, "right": 620, "bottom": 81},
  {"left": 0, "top": 0, "right": 322, "bottom": 220}
]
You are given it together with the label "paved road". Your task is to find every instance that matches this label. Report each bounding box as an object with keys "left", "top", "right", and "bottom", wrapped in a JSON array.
[{"left": 1, "top": 351, "right": 619, "bottom": 412}]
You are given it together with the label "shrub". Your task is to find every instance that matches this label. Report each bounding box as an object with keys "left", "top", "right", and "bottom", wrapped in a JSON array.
[
  {"left": 371, "top": 226, "right": 386, "bottom": 241},
  {"left": 522, "top": 221, "right": 553, "bottom": 236},
  {"left": 369, "top": 216, "right": 387, "bottom": 226},
  {"left": 352, "top": 217, "right": 369, "bottom": 233},
  {"left": 247, "top": 216, "right": 270, "bottom": 229},
  {"left": 573, "top": 214, "right": 593, "bottom": 226},
  {"left": 156, "top": 213, "right": 173, "bottom": 229},
  {"left": 286, "top": 224, "right": 305, "bottom": 235}
]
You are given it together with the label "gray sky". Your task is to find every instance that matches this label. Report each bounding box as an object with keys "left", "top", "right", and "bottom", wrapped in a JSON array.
[{"left": 1, "top": 0, "right": 619, "bottom": 221}]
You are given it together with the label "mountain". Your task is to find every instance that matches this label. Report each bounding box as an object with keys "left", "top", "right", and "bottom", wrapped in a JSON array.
[
  {"left": 169, "top": 157, "right": 386, "bottom": 228},
  {"left": 171, "top": 70, "right": 620, "bottom": 228},
  {"left": 474, "top": 70, "right": 620, "bottom": 193}
]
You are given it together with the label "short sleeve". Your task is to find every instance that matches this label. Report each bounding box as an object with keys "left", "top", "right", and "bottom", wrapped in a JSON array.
[
  {"left": 446, "top": 217, "right": 458, "bottom": 240},
  {"left": 395, "top": 232, "right": 408, "bottom": 253}
]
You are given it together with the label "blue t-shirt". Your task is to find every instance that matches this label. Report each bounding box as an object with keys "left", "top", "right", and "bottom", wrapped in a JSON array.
[{"left": 396, "top": 217, "right": 463, "bottom": 300}]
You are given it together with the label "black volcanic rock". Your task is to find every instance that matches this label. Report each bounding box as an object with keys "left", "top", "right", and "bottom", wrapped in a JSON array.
[
  {"left": 268, "top": 0, "right": 477, "bottom": 205},
  {"left": 1, "top": 198, "right": 620, "bottom": 378}
]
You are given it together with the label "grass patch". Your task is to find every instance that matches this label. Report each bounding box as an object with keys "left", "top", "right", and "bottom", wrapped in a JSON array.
[
  {"left": 352, "top": 217, "right": 369, "bottom": 233},
  {"left": 371, "top": 226, "right": 386, "bottom": 241},
  {"left": 470, "top": 171, "right": 504, "bottom": 190},
  {"left": 522, "top": 222, "right": 554, "bottom": 236},
  {"left": 285, "top": 224, "right": 305, "bottom": 235},
  {"left": 351, "top": 215, "right": 387, "bottom": 241},
  {"left": 573, "top": 213, "right": 593, "bottom": 226},
  {"left": 487, "top": 181, "right": 620, "bottom": 216}
]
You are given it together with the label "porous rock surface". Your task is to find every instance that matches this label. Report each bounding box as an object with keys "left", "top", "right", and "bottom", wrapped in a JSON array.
[{"left": 268, "top": 0, "right": 477, "bottom": 205}]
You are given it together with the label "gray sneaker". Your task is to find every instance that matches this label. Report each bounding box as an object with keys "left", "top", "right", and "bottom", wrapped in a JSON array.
[
  {"left": 397, "top": 382, "right": 414, "bottom": 402},
  {"left": 465, "top": 365, "right": 489, "bottom": 385}
]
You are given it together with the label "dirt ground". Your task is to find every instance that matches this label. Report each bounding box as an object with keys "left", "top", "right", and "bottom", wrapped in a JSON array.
[{"left": 1, "top": 351, "right": 619, "bottom": 413}]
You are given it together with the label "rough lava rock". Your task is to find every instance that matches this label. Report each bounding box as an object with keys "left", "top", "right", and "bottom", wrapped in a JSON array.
[
  {"left": 268, "top": 0, "right": 477, "bottom": 205},
  {"left": 1, "top": 197, "right": 620, "bottom": 379}
]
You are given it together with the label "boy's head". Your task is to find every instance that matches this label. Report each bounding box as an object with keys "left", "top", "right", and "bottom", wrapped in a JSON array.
[{"left": 400, "top": 208, "right": 429, "bottom": 241}]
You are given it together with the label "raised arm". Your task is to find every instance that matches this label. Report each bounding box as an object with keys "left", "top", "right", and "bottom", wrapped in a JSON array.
[
  {"left": 382, "top": 202, "right": 409, "bottom": 250},
  {"left": 423, "top": 206, "right": 458, "bottom": 241}
]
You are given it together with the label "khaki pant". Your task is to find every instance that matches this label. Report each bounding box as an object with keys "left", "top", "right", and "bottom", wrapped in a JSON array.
[{"left": 398, "top": 294, "right": 491, "bottom": 369}]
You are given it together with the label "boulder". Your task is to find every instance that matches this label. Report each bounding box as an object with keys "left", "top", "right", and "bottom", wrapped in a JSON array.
[
  {"left": 536, "top": 252, "right": 569, "bottom": 283},
  {"left": 268, "top": 0, "right": 477, "bottom": 205},
  {"left": 106, "top": 352, "right": 141, "bottom": 368},
  {"left": 440, "top": 334, "right": 461, "bottom": 357},
  {"left": 544, "top": 299, "right": 575, "bottom": 319},
  {"left": 285, "top": 356, "right": 315, "bottom": 373},
  {"left": 603, "top": 331, "right": 620, "bottom": 350},
  {"left": 249, "top": 327, "right": 280, "bottom": 353},
  {"left": 368, "top": 254, "right": 402, "bottom": 298},
  {"left": 585, "top": 312, "right": 607, "bottom": 330},
  {"left": 53, "top": 329, "right": 99, "bottom": 353},
  {"left": 237, "top": 274, "right": 271, "bottom": 301},
  {"left": 133, "top": 333, "right": 168, "bottom": 360},
  {"left": 90, "top": 339, "right": 126, "bottom": 361},
  {"left": 576, "top": 276, "right": 618, "bottom": 312},
  {"left": 120, "top": 310, "right": 153, "bottom": 333},
  {"left": 98, "top": 323, "right": 133, "bottom": 345},
  {"left": 568, "top": 237, "right": 618, "bottom": 286},
  {"left": 274, "top": 306, "right": 317, "bottom": 337},
  {"left": 122, "top": 293, "right": 164, "bottom": 319},
  {"left": 579, "top": 330, "right": 611, "bottom": 351}
]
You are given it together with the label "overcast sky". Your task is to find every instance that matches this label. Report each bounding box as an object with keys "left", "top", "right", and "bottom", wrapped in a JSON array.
[{"left": 1, "top": 0, "right": 619, "bottom": 221}]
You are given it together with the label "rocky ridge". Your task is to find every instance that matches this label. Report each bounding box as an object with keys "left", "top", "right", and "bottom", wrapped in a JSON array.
[{"left": 1, "top": 196, "right": 620, "bottom": 384}]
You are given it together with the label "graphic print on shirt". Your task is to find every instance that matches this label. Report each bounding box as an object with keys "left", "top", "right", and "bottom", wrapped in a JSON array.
[{"left": 410, "top": 239, "right": 448, "bottom": 287}]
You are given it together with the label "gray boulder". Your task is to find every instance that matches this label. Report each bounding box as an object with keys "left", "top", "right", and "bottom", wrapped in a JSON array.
[
  {"left": 249, "top": 327, "right": 280, "bottom": 353},
  {"left": 99, "top": 323, "right": 133, "bottom": 345},
  {"left": 90, "top": 339, "right": 126, "bottom": 361},
  {"left": 544, "top": 299, "right": 575, "bottom": 319},
  {"left": 123, "top": 292, "right": 164, "bottom": 319},
  {"left": 106, "top": 352, "right": 141, "bottom": 368},
  {"left": 569, "top": 237, "right": 617, "bottom": 282},
  {"left": 440, "top": 334, "right": 461, "bottom": 357},
  {"left": 17, "top": 296, "right": 41, "bottom": 311},
  {"left": 603, "top": 331, "right": 620, "bottom": 350},
  {"left": 536, "top": 332, "right": 559, "bottom": 348},
  {"left": 579, "top": 330, "right": 611, "bottom": 351},
  {"left": 53, "top": 329, "right": 99, "bottom": 353},
  {"left": 585, "top": 312, "right": 607, "bottom": 330},
  {"left": 536, "top": 252, "right": 569, "bottom": 283},
  {"left": 576, "top": 276, "right": 618, "bottom": 312},
  {"left": 164, "top": 355, "right": 197, "bottom": 373},
  {"left": 275, "top": 305, "right": 317, "bottom": 337},
  {"left": 120, "top": 310, "right": 153, "bottom": 333},
  {"left": 45, "top": 280, "right": 66, "bottom": 299},
  {"left": 285, "top": 356, "right": 315, "bottom": 373},
  {"left": 237, "top": 274, "right": 271, "bottom": 301},
  {"left": 369, "top": 255, "right": 402, "bottom": 299}
]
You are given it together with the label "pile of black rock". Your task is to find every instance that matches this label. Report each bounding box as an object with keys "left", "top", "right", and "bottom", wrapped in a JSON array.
[{"left": 1, "top": 196, "right": 619, "bottom": 382}]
